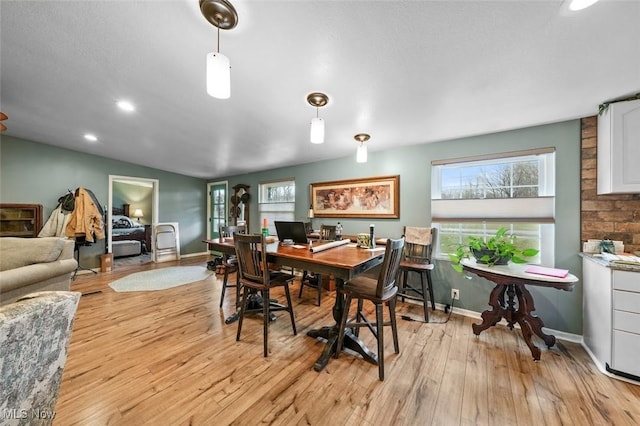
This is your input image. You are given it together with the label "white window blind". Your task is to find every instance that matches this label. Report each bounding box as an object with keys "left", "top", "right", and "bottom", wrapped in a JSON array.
[{"left": 259, "top": 179, "right": 295, "bottom": 235}]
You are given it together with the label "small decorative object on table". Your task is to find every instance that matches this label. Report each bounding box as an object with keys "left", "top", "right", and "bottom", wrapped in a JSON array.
[
  {"left": 356, "top": 233, "right": 370, "bottom": 248},
  {"left": 369, "top": 224, "right": 376, "bottom": 249}
]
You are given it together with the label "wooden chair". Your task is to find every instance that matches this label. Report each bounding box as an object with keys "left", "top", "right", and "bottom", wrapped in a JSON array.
[
  {"left": 397, "top": 226, "right": 436, "bottom": 322},
  {"left": 234, "top": 233, "right": 297, "bottom": 357},
  {"left": 299, "top": 224, "right": 336, "bottom": 305},
  {"left": 218, "top": 225, "right": 246, "bottom": 308},
  {"left": 335, "top": 237, "right": 405, "bottom": 381},
  {"left": 319, "top": 224, "right": 336, "bottom": 240}
]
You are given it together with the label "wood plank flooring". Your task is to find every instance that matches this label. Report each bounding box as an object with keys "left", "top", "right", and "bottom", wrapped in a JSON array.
[{"left": 54, "top": 255, "right": 640, "bottom": 425}]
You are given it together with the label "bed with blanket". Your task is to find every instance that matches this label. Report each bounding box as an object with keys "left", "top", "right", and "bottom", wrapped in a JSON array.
[{"left": 111, "top": 205, "right": 147, "bottom": 257}]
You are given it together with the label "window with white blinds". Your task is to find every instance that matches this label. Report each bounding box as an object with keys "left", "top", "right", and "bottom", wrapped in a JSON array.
[
  {"left": 431, "top": 148, "right": 556, "bottom": 265},
  {"left": 258, "top": 179, "right": 295, "bottom": 235}
]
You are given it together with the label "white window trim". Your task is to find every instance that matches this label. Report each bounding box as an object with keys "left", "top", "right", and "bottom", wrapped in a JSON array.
[{"left": 431, "top": 148, "right": 556, "bottom": 266}]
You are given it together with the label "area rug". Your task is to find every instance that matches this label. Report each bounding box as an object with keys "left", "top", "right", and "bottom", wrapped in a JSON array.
[{"left": 109, "top": 266, "right": 212, "bottom": 292}]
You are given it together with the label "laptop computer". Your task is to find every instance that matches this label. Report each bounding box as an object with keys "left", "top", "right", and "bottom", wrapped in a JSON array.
[{"left": 274, "top": 221, "right": 309, "bottom": 244}]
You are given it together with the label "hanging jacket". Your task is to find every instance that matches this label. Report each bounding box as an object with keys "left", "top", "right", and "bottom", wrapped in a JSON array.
[
  {"left": 39, "top": 204, "right": 72, "bottom": 237},
  {"left": 65, "top": 187, "right": 105, "bottom": 242}
]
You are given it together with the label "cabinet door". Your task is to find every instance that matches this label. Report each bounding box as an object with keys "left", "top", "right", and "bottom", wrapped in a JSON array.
[
  {"left": 612, "top": 330, "right": 640, "bottom": 377},
  {"left": 597, "top": 99, "right": 640, "bottom": 194},
  {"left": 582, "top": 258, "right": 612, "bottom": 367},
  {"left": 0, "top": 204, "right": 43, "bottom": 237}
]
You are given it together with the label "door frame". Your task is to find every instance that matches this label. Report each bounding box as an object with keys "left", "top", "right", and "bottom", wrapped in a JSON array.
[
  {"left": 108, "top": 175, "right": 160, "bottom": 262},
  {"left": 207, "top": 180, "right": 228, "bottom": 240}
]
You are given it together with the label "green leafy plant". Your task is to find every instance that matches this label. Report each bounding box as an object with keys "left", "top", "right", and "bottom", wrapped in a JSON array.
[{"left": 448, "top": 227, "right": 539, "bottom": 273}]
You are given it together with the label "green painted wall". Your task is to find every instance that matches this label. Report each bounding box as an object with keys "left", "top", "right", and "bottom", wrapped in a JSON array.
[
  {"left": 0, "top": 135, "right": 207, "bottom": 267},
  {"left": 1, "top": 119, "right": 582, "bottom": 334},
  {"left": 216, "top": 120, "right": 583, "bottom": 334}
]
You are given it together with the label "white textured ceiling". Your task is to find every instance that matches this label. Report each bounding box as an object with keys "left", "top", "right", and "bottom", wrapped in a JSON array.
[{"left": 1, "top": 0, "right": 638, "bottom": 179}]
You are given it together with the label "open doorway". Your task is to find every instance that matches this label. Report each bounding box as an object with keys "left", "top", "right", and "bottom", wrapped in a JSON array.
[
  {"left": 207, "top": 181, "right": 228, "bottom": 240},
  {"left": 108, "top": 175, "right": 159, "bottom": 267}
]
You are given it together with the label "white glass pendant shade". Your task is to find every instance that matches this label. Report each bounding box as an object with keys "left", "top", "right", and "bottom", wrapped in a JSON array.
[
  {"left": 206, "top": 52, "right": 231, "bottom": 99},
  {"left": 310, "top": 117, "right": 325, "bottom": 144},
  {"left": 356, "top": 143, "right": 367, "bottom": 163},
  {"left": 569, "top": 0, "right": 599, "bottom": 11}
]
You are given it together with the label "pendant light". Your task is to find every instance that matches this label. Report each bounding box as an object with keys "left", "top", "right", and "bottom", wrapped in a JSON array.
[
  {"left": 569, "top": 0, "right": 599, "bottom": 11},
  {"left": 354, "top": 133, "right": 370, "bottom": 163},
  {"left": 307, "top": 92, "right": 329, "bottom": 144},
  {"left": 201, "top": 0, "right": 238, "bottom": 99}
]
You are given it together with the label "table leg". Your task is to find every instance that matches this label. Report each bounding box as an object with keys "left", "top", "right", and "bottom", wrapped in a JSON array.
[
  {"left": 472, "top": 284, "right": 508, "bottom": 335},
  {"left": 513, "top": 307, "right": 541, "bottom": 360},
  {"left": 516, "top": 284, "right": 556, "bottom": 349},
  {"left": 307, "top": 278, "right": 377, "bottom": 371}
]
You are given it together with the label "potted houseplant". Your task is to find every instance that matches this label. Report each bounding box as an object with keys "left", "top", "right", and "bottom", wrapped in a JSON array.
[{"left": 449, "top": 227, "right": 539, "bottom": 273}]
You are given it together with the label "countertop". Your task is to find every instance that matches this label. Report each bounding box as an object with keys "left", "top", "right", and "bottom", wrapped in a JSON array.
[{"left": 580, "top": 252, "right": 640, "bottom": 272}]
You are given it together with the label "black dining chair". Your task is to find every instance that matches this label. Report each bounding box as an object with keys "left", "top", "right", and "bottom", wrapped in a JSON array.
[
  {"left": 335, "top": 237, "right": 405, "bottom": 381},
  {"left": 299, "top": 224, "right": 337, "bottom": 306},
  {"left": 234, "top": 233, "right": 297, "bottom": 357},
  {"left": 218, "top": 225, "right": 246, "bottom": 308}
]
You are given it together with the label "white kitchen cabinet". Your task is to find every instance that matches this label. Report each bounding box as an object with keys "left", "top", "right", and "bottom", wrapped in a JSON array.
[
  {"left": 597, "top": 98, "right": 640, "bottom": 194},
  {"left": 582, "top": 255, "right": 640, "bottom": 381},
  {"left": 611, "top": 270, "right": 640, "bottom": 378}
]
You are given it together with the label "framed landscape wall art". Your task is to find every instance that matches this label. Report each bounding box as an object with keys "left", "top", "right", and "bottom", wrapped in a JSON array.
[{"left": 310, "top": 175, "right": 400, "bottom": 219}]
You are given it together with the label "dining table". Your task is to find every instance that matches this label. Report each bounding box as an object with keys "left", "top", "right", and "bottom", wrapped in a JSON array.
[{"left": 204, "top": 237, "right": 386, "bottom": 371}]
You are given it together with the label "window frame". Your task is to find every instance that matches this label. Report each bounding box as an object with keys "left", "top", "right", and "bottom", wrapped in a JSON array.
[
  {"left": 431, "top": 148, "right": 556, "bottom": 266},
  {"left": 258, "top": 178, "right": 296, "bottom": 235}
]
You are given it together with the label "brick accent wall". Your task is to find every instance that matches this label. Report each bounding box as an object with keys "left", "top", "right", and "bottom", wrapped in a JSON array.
[{"left": 581, "top": 116, "right": 640, "bottom": 253}]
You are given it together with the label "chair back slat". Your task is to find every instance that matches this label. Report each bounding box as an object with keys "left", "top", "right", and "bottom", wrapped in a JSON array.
[
  {"left": 319, "top": 225, "right": 336, "bottom": 240},
  {"left": 234, "top": 233, "right": 267, "bottom": 286},
  {"left": 376, "top": 237, "right": 405, "bottom": 297},
  {"left": 403, "top": 227, "right": 436, "bottom": 264},
  {"left": 220, "top": 225, "right": 246, "bottom": 238}
]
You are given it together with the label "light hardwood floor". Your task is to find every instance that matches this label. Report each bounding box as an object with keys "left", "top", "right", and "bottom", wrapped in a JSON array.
[{"left": 55, "top": 255, "right": 640, "bottom": 425}]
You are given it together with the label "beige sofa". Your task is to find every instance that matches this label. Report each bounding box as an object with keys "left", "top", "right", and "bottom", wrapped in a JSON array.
[{"left": 0, "top": 237, "right": 78, "bottom": 306}]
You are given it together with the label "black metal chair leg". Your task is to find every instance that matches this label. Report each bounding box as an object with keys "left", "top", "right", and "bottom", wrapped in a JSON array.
[
  {"left": 420, "top": 271, "right": 429, "bottom": 322},
  {"left": 427, "top": 271, "right": 436, "bottom": 310}
]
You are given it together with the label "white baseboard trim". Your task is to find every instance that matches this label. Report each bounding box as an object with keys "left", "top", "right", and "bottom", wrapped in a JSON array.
[{"left": 182, "top": 251, "right": 209, "bottom": 259}]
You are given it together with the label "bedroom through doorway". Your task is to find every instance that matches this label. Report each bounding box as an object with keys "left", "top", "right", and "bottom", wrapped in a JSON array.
[{"left": 108, "top": 175, "right": 159, "bottom": 269}]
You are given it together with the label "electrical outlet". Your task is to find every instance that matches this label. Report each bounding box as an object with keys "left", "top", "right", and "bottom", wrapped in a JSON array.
[{"left": 451, "top": 288, "right": 460, "bottom": 300}]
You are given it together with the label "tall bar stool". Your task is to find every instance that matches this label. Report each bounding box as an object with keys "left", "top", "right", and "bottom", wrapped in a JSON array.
[
  {"left": 335, "top": 237, "right": 405, "bottom": 381},
  {"left": 234, "top": 233, "right": 297, "bottom": 357},
  {"left": 397, "top": 226, "right": 436, "bottom": 322}
]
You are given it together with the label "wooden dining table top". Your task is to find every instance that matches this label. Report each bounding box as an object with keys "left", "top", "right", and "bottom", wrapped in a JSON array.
[{"left": 204, "top": 238, "right": 386, "bottom": 281}]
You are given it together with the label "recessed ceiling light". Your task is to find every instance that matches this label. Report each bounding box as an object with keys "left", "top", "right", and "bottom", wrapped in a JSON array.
[
  {"left": 116, "top": 100, "right": 135, "bottom": 112},
  {"left": 569, "top": 0, "right": 599, "bottom": 11},
  {"left": 84, "top": 133, "right": 98, "bottom": 142}
]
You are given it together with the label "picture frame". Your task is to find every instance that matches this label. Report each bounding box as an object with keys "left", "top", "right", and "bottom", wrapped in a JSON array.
[{"left": 310, "top": 175, "right": 400, "bottom": 219}]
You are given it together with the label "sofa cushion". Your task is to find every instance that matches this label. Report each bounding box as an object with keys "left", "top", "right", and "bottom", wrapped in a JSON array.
[{"left": 0, "top": 237, "right": 67, "bottom": 272}]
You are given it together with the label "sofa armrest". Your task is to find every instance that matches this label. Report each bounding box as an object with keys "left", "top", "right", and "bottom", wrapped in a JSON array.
[
  {"left": 0, "top": 259, "right": 78, "bottom": 293},
  {"left": 60, "top": 239, "right": 76, "bottom": 260}
]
